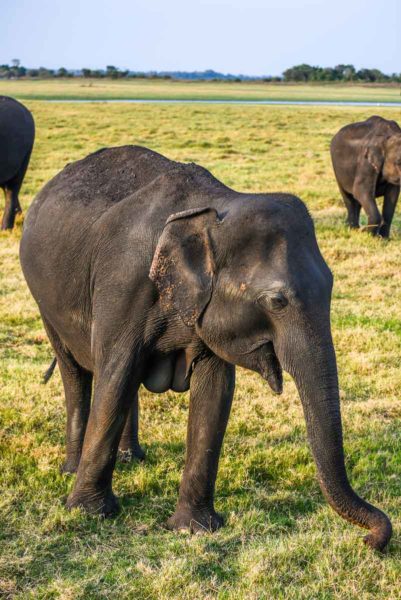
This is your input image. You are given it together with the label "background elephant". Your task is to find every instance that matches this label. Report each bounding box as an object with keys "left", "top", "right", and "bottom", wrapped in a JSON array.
[
  {"left": 20, "top": 145, "right": 391, "bottom": 550},
  {"left": 0, "top": 96, "right": 35, "bottom": 230},
  {"left": 330, "top": 115, "right": 401, "bottom": 237}
]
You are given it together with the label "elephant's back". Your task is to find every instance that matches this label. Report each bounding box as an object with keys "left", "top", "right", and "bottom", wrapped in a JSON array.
[
  {"left": 23, "top": 145, "right": 229, "bottom": 237},
  {"left": 331, "top": 116, "right": 400, "bottom": 152},
  {"left": 330, "top": 119, "right": 375, "bottom": 175},
  {"left": 331, "top": 120, "right": 369, "bottom": 150},
  {"left": 0, "top": 96, "right": 35, "bottom": 182},
  {"left": 42, "top": 144, "right": 175, "bottom": 204},
  {"left": 24, "top": 145, "right": 178, "bottom": 227},
  {"left": 21, "top": 146, "right": 187, "bottom": 290}
]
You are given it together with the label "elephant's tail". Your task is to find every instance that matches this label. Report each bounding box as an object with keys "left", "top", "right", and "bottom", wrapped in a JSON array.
[{"left": 43, "top": 357, "right": 57, "bottom": 383}]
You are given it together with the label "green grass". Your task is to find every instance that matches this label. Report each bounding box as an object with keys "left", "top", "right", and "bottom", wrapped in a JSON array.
[
  {"left": 1, "top": 100, "right": 401, "bottom": 598},
  {"left": 1, "top": 78, "right": 401, "bottom": 103}
]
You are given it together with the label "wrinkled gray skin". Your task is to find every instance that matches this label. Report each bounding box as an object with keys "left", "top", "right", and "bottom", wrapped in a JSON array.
[
  {"left": 0, "top": 96, "right": 35, "bottom": 229},
  {"left": 20, "top": 146, "right": 392, "bottom": 550},
  {"left": 331, "top": 115, "right": 401, "bottom": 238}
]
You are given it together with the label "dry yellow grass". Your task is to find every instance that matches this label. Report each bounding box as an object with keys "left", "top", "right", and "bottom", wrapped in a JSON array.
[{"left": 0, "top": 100, "right": 401, "bottom": 599}]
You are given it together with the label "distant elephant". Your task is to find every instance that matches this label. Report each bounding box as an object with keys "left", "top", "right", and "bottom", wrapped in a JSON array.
[
  {"left": 331, "top": 116, "right": 401, "bottom": 238},
  {"left": 0, "top": 96, "right": 35, "bottom": 229},
  {"left": 20, "top": 146, "right": 392, "bottom": 550}
]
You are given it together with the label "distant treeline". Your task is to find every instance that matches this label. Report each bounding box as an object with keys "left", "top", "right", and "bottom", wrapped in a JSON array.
[
  {"left": 1, "top": 61, "right": 400, "bottom": 83},
  {"left": 282, "top": 64, "right": 401, "bottom": 83}
]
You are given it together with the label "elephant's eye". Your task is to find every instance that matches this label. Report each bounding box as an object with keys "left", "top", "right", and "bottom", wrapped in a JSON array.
[{"left": 257, "top": 291, "right": 288, "bottom": 312}]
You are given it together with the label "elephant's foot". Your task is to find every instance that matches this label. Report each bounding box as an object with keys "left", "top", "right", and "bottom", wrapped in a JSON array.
[
  {"left": 117, "top": 443, "right": 145, "bottom": 463},
  {"left": 66, "top": 488, "right": 119, "bottom": 517},
  {"left": 363, "top": 519, "right": 393, "bottom": 552},
  {"left": 60, "top": 455, "right": 81, "bottom": 474},
  {"left": 364, "top": 533, "right": 387, "bottom": 552},
  {"left": 378, "top": 224, "right": 390, "bottom": 239},
  {"left": 166, "top": 505, "right": 224, "bottom": 534}
]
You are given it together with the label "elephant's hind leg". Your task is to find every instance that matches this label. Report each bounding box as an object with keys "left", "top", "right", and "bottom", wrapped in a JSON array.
[
  {"left": 1, "top": 150, "right": 32, "bottom": 230},
  {"left": 340, "top": 186, "right": 361, "bottom": 229},
  {"left": 1, "top": 186, "right": 19, "bottom": 230},
  {"left": 118, "top": 391, "right": 145, "bottom": 462},
  {"left": 66, "top": 352, "right": 139, "bottom": 517},
  {"left": 42, "top": 316, "right": 92, "bottom": 474}
]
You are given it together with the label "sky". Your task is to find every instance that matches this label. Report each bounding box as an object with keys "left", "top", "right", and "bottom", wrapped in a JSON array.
[{"left": 1, "top": 0, "right": 400, "bottom": 76}]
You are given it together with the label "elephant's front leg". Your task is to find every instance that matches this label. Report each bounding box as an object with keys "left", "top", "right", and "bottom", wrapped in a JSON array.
[
  {"left": 357, "top": 191, "right": 382, "bottom": 235},
  {"left": 380, "top": 184, "right": 399, "bottom": 238},
  {"left": 66, "top": 364, "right": 137, "bottom": 516},
  {"left": 167, "top": 354, "right": 235, "bottom": 533},
  {"left": 118, "top": 391, "right": 146, "bottom": 462}
]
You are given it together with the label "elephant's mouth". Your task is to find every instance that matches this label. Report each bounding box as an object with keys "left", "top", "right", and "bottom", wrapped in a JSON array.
[
  {"left": 260, "top": 342, "right": 283, "bottom": 394},
  {"left": 240, "top": 339, "right": 283, "bottom": 394}
]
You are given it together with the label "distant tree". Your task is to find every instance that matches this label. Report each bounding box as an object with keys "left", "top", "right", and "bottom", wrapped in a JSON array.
[
  {"left": 283, "top": 64, "right": 316, "bottom": 82},
  {"left": 0, "top": 64, "right": 11, "bottom": 79},
  {"left": 370, "top": 68, "right": 388, "bottom": 82},
  {"left": 38, "top": 66, "right": 54, "bottom": 78},
  {"left": 11, "top": 58, "right": 20, "bottom": 68},
  {"left": 15, "top": 66, "right": 26, "bottom": 78},
  {"left": 106, "top": 65, "right": 119, "bottom": 78},
  {"left": 331, "top": 64, "right": 356, "bottom": 81},
  {"left": 342, "top": 65, "right": 356, "bottom": 81},
  {"left": 82, "top": 68, "right": 92, "bottom": 78},
  {"left": 57, "top": 67, "right": 69, "bottom": 77},
  {"left": 356, "top": 68, "right": 387, "bottom": 82}
]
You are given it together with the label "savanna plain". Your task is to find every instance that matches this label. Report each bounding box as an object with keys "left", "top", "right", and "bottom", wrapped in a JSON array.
[{"left": 1, "top": 91, "right": 401, "bottom": 599}]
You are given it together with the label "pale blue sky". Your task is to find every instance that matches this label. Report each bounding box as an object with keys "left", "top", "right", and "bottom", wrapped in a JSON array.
[{"left": 1, "top": 0, "right": 400, "bottom": 76}]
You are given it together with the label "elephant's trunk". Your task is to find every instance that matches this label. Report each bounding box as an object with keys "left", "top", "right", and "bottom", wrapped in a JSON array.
[{"left": 275, "top": 319, "right": 392, "bottom": 551}]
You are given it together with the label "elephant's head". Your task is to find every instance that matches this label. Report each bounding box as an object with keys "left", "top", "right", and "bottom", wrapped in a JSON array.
[
  {"left": 361, "top": 132, "right": 401, "bottom": 187},
  {"left": 383, "top": 133, "right": 401, "bottom": 185},
  {"left": 150, "top": 195, "right": 392, "bottom": 550}
]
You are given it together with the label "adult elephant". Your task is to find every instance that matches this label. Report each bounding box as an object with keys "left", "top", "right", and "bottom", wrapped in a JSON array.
[
  {"left": 20, "top": 146, "right": 392, "bottom": 550},
  {"left": 331, "top": 115, "right": 401, "bottom": 238},
  {"left": 0, "top": 96, "right": 35, "bottom": 229}
]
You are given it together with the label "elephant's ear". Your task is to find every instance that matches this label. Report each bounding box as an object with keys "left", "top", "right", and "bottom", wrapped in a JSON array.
[
  {"left": 364, "top": 142, "right": 385, "bottom": 173},
  {"left": 353, "top": 138, "right": 385, "bottom": 198},
  {"left": 149, "top": 207, "right": 220, "bottom": 326}
]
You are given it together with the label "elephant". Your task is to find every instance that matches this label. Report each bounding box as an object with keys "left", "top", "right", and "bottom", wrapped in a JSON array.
[
  {"left": 0, "top": 96, "right": 35, "bottom": 230},
  {"left": 20, "top": 145, "right": 392, "bottom": 550},
  {"left": 330, "top": 115, "right": 401, "bottom": 238}
]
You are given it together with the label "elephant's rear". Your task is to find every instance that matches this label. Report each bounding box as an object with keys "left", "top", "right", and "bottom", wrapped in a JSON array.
[
  {"left": 330, "top": 121, "right": 367, "bottom": 189},
  {"left": 0, "top": 96, "right": 34, "bottom": 183}
]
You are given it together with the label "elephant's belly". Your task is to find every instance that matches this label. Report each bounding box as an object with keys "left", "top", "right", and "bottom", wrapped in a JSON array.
[{"left": 142, "top": 351, "right": 191, "bottom": 393}]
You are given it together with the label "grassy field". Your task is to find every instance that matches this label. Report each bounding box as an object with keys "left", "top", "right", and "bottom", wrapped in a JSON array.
[
  {"left": 0, "top": 78, "right": 401, "bottom": 103},
  {"left": 1, "top": 100, "right": 401, "bottom": 599}
]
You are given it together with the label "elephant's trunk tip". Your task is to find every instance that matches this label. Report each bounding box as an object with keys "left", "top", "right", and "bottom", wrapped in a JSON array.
[
  {"left": 363, "top": 512, "right": 392, "bottom": 552},
  {"left": 323, "top": 483, "right": 393, "bottom": 552}
]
